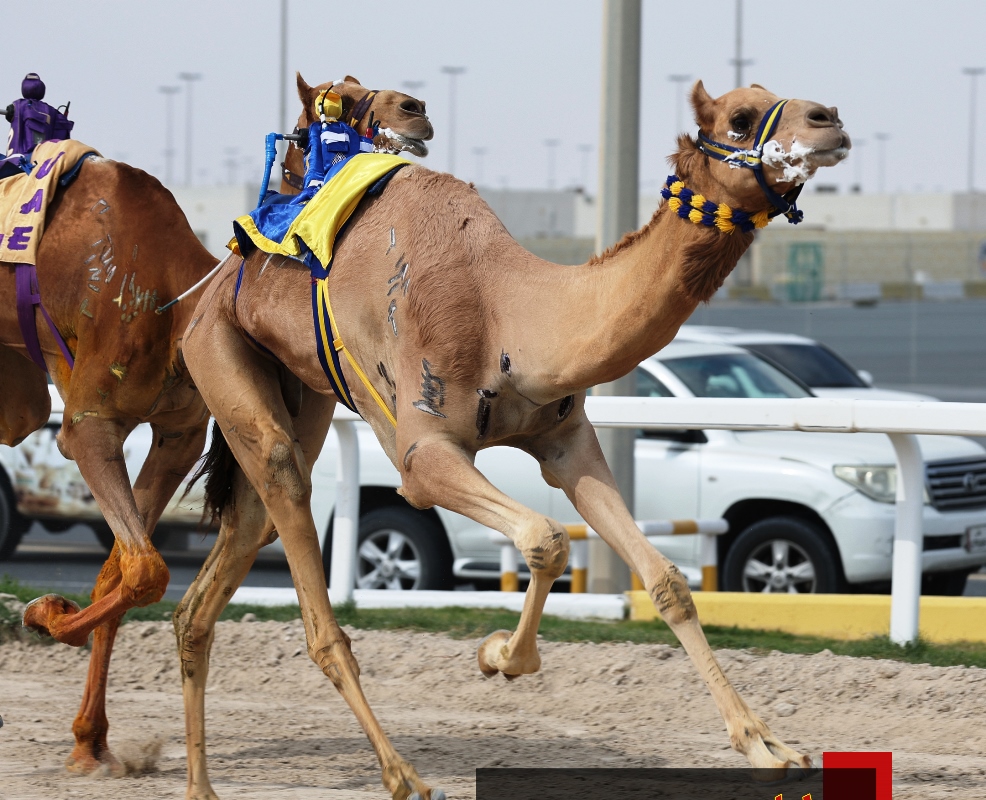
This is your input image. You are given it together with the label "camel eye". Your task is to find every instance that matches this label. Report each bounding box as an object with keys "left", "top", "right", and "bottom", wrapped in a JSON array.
[{"left": 730, "top": 115, "right": 752, "bottom": 135}]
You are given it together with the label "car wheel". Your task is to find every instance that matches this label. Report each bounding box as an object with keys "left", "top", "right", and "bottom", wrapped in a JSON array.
[
  {"left": 355, "top": 507, "right": 452, "bottom": 591},
  {"left": 0, "top": 485, "right": 26, "bottom": 561},
  {"left": 723, "top": 516, "right": 841, "bottom": 593},
  {"left": 922, "top": 568, "right": 973, "bottom": 596}
]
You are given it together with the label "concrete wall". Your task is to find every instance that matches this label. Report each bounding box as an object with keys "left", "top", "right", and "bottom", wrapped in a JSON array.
[{"left": 166, "top": 184, "right": 258, "bottom": 259}]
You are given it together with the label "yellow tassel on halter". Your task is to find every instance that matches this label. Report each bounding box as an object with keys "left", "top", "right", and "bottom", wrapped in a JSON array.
[
  {"left": 688, "top": 208, "right": 704, "bottom": 225},
  {"left": 690, "top": 194, "right": 706, "bottom": 209},
  {"left": 752, "top": 210, "right": 771, "bottom": 229},
  {"left": 669, "top": 180, "right": 685, "bottom": 195},
  {"left": 668, "top": 197, "right": 682, "bottom": 213}
]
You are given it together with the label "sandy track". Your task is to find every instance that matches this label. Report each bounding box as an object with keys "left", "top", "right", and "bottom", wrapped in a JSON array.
[{"left": 1, "top": 619, "right": 984, "bottom": 799}]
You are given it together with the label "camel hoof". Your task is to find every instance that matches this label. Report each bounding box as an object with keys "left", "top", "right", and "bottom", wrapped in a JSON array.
[
  {"left": 23, "top": 594, "right": 85, "bottom": 644},
  {"left": 477, "top": 630, "right": 513, "bottom": 678},
  {"left": 65, "top": 747, "right": 125, "bottom": 777}
]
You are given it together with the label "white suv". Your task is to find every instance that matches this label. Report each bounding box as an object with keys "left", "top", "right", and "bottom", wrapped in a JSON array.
[
  {"left": 675, "top": 325, "right": 937, "bottom": 401},
  {"left": 3, "top": 344, "right": 986, "bottom": 594}
]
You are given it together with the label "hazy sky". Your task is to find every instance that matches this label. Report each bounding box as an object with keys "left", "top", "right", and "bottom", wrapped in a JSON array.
[{"left": 3, "top": 1, "right": 985, "bottom": 196}]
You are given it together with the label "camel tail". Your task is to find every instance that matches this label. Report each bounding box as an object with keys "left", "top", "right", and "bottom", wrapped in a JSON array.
[{"left": 185, "top": 420, "right": 237, "bottom": 527}]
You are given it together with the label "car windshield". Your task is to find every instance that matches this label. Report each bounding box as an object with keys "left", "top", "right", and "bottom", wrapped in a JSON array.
[
  {"left": 741, "top": 343, "right": 867, "bottom": 388},
  {"left": 662, "top": 352, "right": 811, "bottom": 399}
]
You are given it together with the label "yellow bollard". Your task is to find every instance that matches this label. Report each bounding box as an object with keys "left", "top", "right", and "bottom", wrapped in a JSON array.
[
  {"left": 631, "top": 573, "right": 645, "bottom": 591},
  {"left": 701, "top": 564, "right": 718, "bottom": 592},
  {"left": 501, "top": 572, "right": 519, "bottom": 592}
]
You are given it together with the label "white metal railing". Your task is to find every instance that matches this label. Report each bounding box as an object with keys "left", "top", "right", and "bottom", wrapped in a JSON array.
[{"left": 329, "top": 397, "right": 986, "bottom": 645}]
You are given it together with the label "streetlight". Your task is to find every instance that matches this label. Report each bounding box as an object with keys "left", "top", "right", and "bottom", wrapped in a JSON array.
[
  {"left": 158, "top": 85, "right": 180, "bottom": 186},
  {"left": 178, "top": 72, "right": 202, "bottom": 186},
  {"left": 963, "top": 67, "right": 985, "bottom": 192},
  {"left": 852, "top": 138, "right": 866, "bottom": 193},
  {"left": 577, "top": 143, "right": 593, "bottom": 190},
  {"left": 279, "top": 0, "right": 289, "bottom": 133},
  {"left": 874, "top": 132, "right": 890, "bottom": 194},
  {"left": 440, "top": 66, "right": 466, "bottom": 174},
  {"left": 544, "top": 139, "right": 560, "bottom": 189},
  {"left": 668, "top": 74, "right": 692, "bottom": 134},
  {"left": 472, "top": 146, "right": 487, "bottom": 186},
  {"left": 729, "top": 0, "right": 754, "bottom": 88}
]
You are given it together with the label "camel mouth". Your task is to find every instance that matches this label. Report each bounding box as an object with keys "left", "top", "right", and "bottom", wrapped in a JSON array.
[
  {"left": 809, "top": 146, "right": 850, "bottom": 167},
  {"left": 374, "top": 129, "right": 429, "bottom": 158}
]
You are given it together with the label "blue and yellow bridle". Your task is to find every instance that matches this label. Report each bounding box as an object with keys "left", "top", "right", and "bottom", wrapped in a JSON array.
[{"left": 696, "top": 99, "right": 804, "bottom": 225}]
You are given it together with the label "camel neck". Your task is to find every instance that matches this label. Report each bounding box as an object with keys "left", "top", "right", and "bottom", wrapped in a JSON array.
[{"left": 509, "top": 199, "right": 752, "bottom": 397}]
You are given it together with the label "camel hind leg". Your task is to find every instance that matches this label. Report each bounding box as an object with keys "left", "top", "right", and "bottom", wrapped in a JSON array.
[
  {"left": 543, "top": 416, "right": 811, "bottom": 775},
  {"left": 175, "top": 464, "right": 274, "bottom": 800},
  {"left": 182, "top": 315, "right": 444, "bottom": 800}
]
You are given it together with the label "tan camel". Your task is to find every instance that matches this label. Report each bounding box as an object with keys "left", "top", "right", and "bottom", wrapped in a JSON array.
[
  {"left": 178, "top": 81, "right": 849, "bottom": 800},
  {"left": 0, "top": 74, "right": 431, "bottom": 776}
]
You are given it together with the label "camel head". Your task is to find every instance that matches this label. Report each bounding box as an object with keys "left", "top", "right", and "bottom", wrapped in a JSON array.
[
  {"left": 673, "top": 81, "right": 850, "bottom": 222},
  {"left": 294, "top": 73, "right": 433, "bottom": 157}
]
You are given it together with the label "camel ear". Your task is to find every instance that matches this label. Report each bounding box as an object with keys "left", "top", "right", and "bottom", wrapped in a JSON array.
[
  {"left": 296, "top": 72, "right": 313, "bottom": 103},
  {"left": 750, "top": 83, "right": 765, "bottom": 90},
  {"left": 690, "top": 80, "right": 716, "bottom": 131},
  {"left": 344, "top": 75, "right": 362, "bottom": 86}
]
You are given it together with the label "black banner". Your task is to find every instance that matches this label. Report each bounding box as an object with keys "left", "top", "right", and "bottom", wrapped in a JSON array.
[{"left": 476, "top": 767, "right": 876, "bottom": 799}]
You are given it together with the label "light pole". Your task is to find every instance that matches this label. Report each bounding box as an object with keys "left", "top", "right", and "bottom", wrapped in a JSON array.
[
  {"left": 577, "top": 143, "right": 593, "bottom": 190},
  {"left": 179, "top": 72, "right": 202, "bottom": 186},
  {"left": 472, "top": 146, "right": 487, "bottom": 186},
  {"left": 279, "top": 0, "right": 289, "bottom": 133},
  {"left": 544, "top": 138, "right": 560, "bottom": 189},
  {"left": 875, "top": 132, "right": 890, "bottom": 193},
  {"left": 963, "top": 67, "right": 985, "bottom": 192},
  {"left": 440, "top": 66, "right": 466, "bottom": 174},
  {"left": 729, "top": 0, "right": 754, "bottom": 88},
  {"left": 852, "top": 138, "right": 865, "bottom": 192},
  {"left": 159, "top": 85, "right": 180, "bottom": 186},
  {"left": 668, "top": 74, "right": 692, "bottom": 134}
]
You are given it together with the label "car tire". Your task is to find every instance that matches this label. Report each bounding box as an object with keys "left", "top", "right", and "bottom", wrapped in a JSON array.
[
  {"left": 723, "top": 516, "right": 842, "bottom": 593},
  {"left": 335, "top": 507, "right": 453, "bottom": 591},
  {"left": 0, "top": 484, "right": 26, "bottom": 561},
  {"left": 922, "top": 568, "right": 973, "bottom": 597}
]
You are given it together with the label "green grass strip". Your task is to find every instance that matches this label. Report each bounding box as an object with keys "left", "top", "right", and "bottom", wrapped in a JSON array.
[{"left": 3, "top": 576, "right": 985, "bottom": 669}]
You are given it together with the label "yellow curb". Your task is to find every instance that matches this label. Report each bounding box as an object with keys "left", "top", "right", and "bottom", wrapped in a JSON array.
[{"left": 626, "top": 591, "right": 986, "bottom": 644}]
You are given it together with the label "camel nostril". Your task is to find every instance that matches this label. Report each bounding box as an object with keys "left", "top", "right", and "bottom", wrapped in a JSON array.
[
  {"left": 805, "top": 105, "right": 835, "bottom": 127},
  {"left": 400, "top": 99, "right": 424, "bottom": 116}
]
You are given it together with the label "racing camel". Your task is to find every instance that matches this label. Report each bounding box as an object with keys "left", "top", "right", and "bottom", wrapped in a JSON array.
[
  {"left": 178, "top": 82, "right": 849, "bottom": 799},
  {"left": 0, "top": 74, "right": 432, "bottom": 776}
]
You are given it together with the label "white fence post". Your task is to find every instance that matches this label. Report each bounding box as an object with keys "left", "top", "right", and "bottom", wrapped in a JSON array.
[
  {"left": 888, "top": 432, "right": 924, "bottom": 645},
  {"left": 330, "top": 420, "right": 360, "bottom": 603}
]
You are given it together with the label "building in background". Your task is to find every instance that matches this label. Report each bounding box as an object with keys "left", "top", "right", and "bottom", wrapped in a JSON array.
[{"left": 168, "top": 182, "right": 986, "bottom": 303}]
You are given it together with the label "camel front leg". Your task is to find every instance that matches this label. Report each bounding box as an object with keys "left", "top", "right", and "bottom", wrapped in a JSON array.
[
  {"left": 64, "top": 415, "right": 208, "bottom": 775},
  {"left": 544, "top": 417, "right": 811, "bottom": 774},
  {"left": 398, "top": 437, "right": 569, "bottom": 679},
  {"left": 22, "top": 415, "right": 170, "bottom": 646}
]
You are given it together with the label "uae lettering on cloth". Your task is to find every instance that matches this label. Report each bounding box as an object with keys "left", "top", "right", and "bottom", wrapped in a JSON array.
[{"left": 0, "top": 139, "right": 100, "bottom": 265}]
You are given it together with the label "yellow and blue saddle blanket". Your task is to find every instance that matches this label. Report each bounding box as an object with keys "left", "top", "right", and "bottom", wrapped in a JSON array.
[{"left": 231, "top": 122, "right": 407, "bottom": 424}]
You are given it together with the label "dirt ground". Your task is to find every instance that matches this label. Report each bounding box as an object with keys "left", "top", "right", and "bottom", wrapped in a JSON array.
[{"left": 0, "top": 617, "right": 984, "bottom": 799}]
